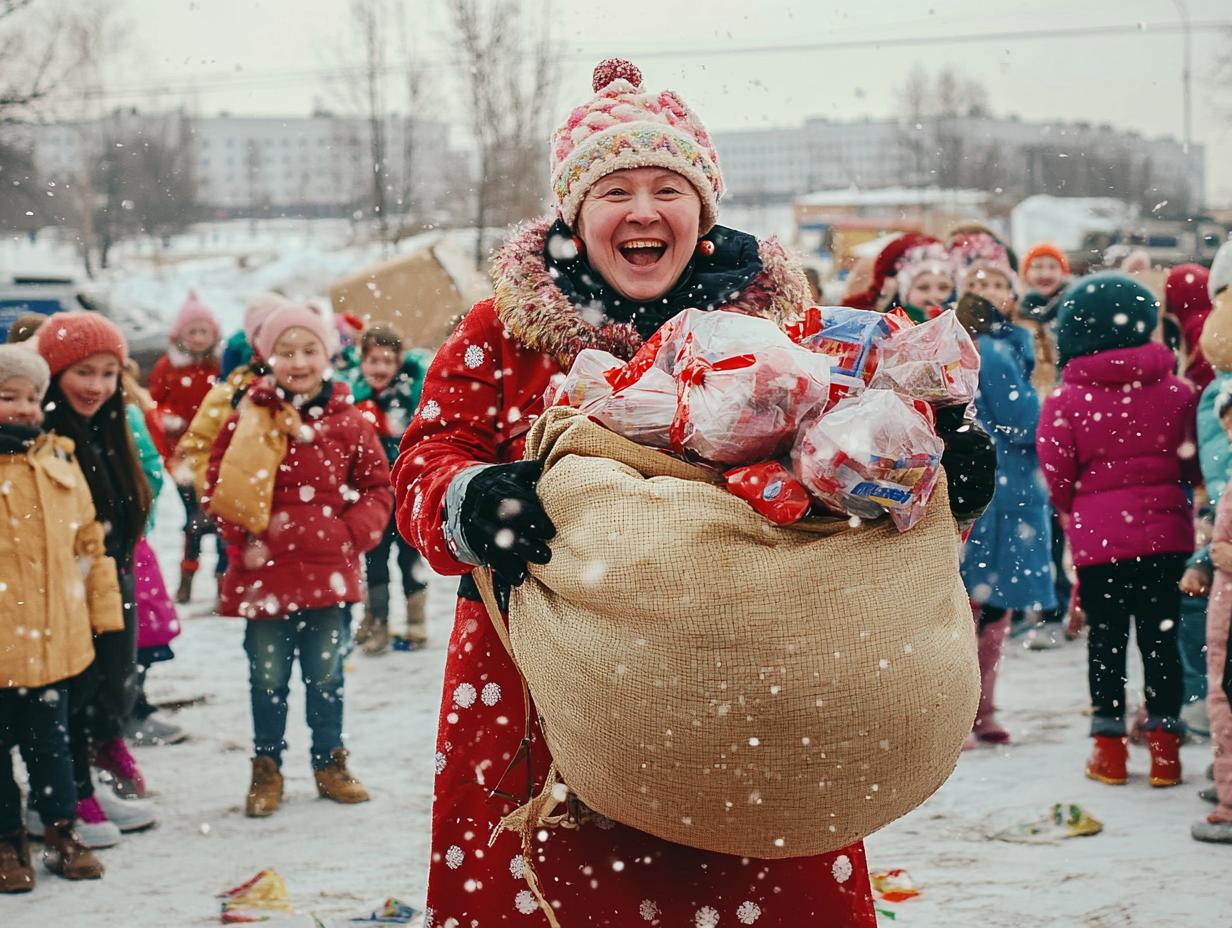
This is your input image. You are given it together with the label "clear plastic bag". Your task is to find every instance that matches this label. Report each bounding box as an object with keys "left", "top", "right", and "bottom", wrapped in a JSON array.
[
  {"left": 547, "top": 348, "right": 624, "bottom": 412},
  {"left": 792, "top": 389, "right": 944, "bottom": 532},
  {"left": 591, "top": 366, "right": 679, "bottom": 449},
  {"left": 788, "top": 306, "right": 912, "bottom": 385},
  {"left": 669, "top": 328, "right": 830, "bottom": 466},
  {"left": 869, "top": 310, "right": 980, "bottom": 406}
]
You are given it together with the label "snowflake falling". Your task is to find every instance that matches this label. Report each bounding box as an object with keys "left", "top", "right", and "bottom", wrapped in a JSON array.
[
  {"left": 695, "top": 906, "right": 721, "bottom": 927},
  {"left": 736, "top": 901, "right": 762, "bottom": 924},
  {"left": 831, "top": 854, "right": 853, "bottom": 883},
  {"left": 464, "top": 345, "right": 486, "bottom": 369},
  {"left": 453, "top": 683, "right": 477, "bottom": 708},
  {"left": 420, "top": 399, "right": 440, "bottom": 421},
  {"left": 481, "top": 682, "right": 502, "bottom": 706},
  {"left": 639, "top": 899, "right": 660, "bottom": 922},
  {"left": 509, "top": 855, "right": 526, "bottom": 879},
  {"left": 434, "top": 751, "right": 447, "bottom": 775},
  {"left": 445, "top": 845, "right": 465, "bottom": 869},
  {"left": 514, "top": 889, "right": 538, "bottom": 914}
]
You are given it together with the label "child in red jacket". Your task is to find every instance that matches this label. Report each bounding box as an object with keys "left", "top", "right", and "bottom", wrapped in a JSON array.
[
  {"left": 149, "top": 290, "right": 221, "bottom": 603},
  {"left": 204, "top": 304, "right": 392, "bottom": 818}
]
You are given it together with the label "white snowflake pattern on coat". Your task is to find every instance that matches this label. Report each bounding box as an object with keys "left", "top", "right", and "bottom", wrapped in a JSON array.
[
  {"left": 695, "top": 905, "right": 721, "bottom": 928},
  {"left": 453, "top": 683, "right": 477, "bottom": 708},
  {"left": 832, "top": 854, "right": 853, "bottom": 884},
  {"left": 433, "top": 751, "right": 446, "bottom": 775},
  {"left": 509, "top": 855, "right": 526, "bottom": 879},
  {"left": 420, "top": 399, "right": 440, "bottom": 421},
  {"left": 444, "top": 845, "right": 465, "bottom": 869},
  {"left": 514, "top": 889, "right": 538, "bottom": 914},
  {"left": 736, "top": 900, "right": 763, "bottom": 924},
  {"left": 464, "top": 345, "right": 486, "bottom": 369},
  {"left": 481, "top": 682, "right": 502, "bottom": 706},
  {"left": 639, "top": 899, "right": 660, "bottom": 922}
]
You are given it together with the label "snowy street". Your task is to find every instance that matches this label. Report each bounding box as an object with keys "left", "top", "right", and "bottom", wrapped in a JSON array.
[{"left": 10, "top": 483, "right": 1229, "bottom": 926}]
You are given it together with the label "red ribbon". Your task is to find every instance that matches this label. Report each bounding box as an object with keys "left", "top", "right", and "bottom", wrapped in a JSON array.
[{"left": 668, "top": 350, "right": 758, "bottom": 453}]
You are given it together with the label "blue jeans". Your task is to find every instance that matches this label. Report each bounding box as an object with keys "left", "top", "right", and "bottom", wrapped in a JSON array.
[
  {"left": 0, "top": 684, "right": 75, "bottom": 831},
  {"left": 244, "top": 607, "right": 349, "bottom": 770}
]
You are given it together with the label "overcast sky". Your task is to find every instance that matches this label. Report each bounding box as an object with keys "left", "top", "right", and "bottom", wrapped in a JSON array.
[{"left": 101, "top": 0, "right": 1232, "bottom": 203}]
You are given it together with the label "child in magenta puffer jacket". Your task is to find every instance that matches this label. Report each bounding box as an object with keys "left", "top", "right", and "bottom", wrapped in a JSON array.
[{"left": 1037, "top": 273, "right": 1200, "bottom": 789}]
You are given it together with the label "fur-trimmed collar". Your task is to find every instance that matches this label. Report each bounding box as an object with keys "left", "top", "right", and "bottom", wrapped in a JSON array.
[{"left": 491, "top": 216, "right": 810, "bottom": 368}]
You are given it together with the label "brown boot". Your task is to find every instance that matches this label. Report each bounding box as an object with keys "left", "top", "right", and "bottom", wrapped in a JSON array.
[
  {"left": 404, "top": 590, "right": 428, "bottom": 649},
  {"left": 314, "top": 749, "right": 370, "bottom": 804},
  {"left": 361, "top": 621, "right": 390, "bottom": 656},
  {"left": 354, "top": 608, "right": 374, "bottom": 647},
  {"left": 42, "top": 821, "right": 103, "bottom": 880},
  {"left": 0, "top": 828, "right": 34, "bottom": 893},
  {"left": 175, "top": 565, "right": 197, "bottom": 605},
  {"left": 245, "top": 756, "right": 284, "bottom": 818}
]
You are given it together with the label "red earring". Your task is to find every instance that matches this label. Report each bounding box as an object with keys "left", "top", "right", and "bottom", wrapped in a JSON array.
[
  {"left": 570, "top": 235, "right": 586, "bottom": 258},
  {"left": 696, "top": 239, "right": 716, "bottom": 257}
]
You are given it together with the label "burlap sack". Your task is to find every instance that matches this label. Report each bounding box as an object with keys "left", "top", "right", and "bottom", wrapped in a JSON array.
[{"left": 499, "top": 405, "right": 978, "bottom": 860}]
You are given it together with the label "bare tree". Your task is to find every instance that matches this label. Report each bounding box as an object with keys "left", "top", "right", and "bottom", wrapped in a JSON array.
[
  {"left": 0, "top": 0, "right": 71, "bottom": 122},
  {"left": 352, "top": 0, "right": 389, "bottom": 241},
  {"left": 390, "top": 0, "right": 431, "bottom": 241},
  {"left": 895, "top": 66, "right": 991, "bottom": 191},
  {"left": 90, "top": 110, "right": 197, "bottom": 268},
  {"left": 447, "top": 0, "right": 559, "bottom": 269}
]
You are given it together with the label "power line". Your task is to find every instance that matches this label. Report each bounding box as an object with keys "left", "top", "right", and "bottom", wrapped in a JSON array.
[{"left": 45, "top": 19, "right": 1232, "bottom": 104}]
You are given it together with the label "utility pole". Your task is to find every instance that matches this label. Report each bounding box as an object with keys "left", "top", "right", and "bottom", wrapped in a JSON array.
[{"left": 1171, "top": 0, "right": 1195, "bottom": 211}]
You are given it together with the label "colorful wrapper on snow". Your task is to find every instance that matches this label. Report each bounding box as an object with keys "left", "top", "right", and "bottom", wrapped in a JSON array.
[
  {"left": 484, "top": 405, "right": 978, "bottom": 860},
  {"left": 218, "top": 869, "right": 295, "bottom": 923},
  {"left": 992, "top": 803, "right": 1104, "bottom": 844},
  {"left": 871, "top": 868, "right": 923, "bottom": 903}
]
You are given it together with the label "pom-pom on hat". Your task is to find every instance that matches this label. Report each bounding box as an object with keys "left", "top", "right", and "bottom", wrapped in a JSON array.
[
  {"left": 253, "top": 303, "right": 339, "bottom": 362},
  {"left": 169, "top": 289, "right": 221, "bottom": 345},
  {"left": 1054, "top": 273, "right": 1158, "bottom": 367},
  {"left": 0, "top": 343, "right": 50, "bottom": 397},
  {"left": 550, "top": 58, "right": 725, "bottom": 233},
  {"left": 1022, "top": 242, "right": 1070, "bottom": 277},
  {"left": 35, "top": 312, "right": 128, "bottom": 376}
]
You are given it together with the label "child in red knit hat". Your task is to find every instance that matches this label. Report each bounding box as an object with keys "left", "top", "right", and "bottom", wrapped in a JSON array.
[
  {"left": 33, "top": 312, "right": 158, "bottom": 848},
  {"left": 149, "top": 291, "right": 222, "bottom": 604}
]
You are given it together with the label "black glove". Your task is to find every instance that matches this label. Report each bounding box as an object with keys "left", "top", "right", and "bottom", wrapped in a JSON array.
[
  {"left": 457, "top": 460, "right": 556, "bottom": 587},
  {"left": 935, "top": 404, "right": 997, "bottom": 526}
]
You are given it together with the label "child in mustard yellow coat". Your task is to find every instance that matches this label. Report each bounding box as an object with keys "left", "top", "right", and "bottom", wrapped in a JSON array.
[{"left": 0, "top": 346, "right": 122, "bottom": 891}]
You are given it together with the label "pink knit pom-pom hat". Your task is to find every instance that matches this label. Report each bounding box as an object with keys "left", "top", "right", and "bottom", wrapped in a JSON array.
[
  {"left": 169, "top": 289, "right": 221, "bottom": 345},
  {"left": 550, "top": 58, "right": 725, "bottom": 233}
]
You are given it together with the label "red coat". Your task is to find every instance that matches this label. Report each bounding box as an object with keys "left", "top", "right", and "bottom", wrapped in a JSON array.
[
  {"left": 148, "top": 349, "right": 220, "bottom": 459},
  {"left": 393, "top": 219, "right": 876, "bottom": 927},
  {"left": 207, "top": 380, "right": 392, "bottom": 618}
]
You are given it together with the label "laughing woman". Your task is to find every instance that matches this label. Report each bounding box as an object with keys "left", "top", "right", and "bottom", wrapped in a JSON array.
[{"left": 394, "top": 60, "right": 994, "bottom": 926}]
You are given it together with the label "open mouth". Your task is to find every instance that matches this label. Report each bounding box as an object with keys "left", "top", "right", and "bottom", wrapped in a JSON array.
[{"left": 618, "top": 239, "right": 668, "bottom": 268}]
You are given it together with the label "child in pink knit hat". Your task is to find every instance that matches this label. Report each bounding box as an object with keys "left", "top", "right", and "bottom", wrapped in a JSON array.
[{"left": 148, "top": 290, "right": 222, "bottom": 604}]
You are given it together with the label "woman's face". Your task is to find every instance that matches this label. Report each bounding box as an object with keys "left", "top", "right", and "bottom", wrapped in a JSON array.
[
  {"left": 58, "top": 352, "right": 121, "bottom": 419},
  {"left": 905, "top": 271, "right": 955, "bottom": 310},
  {"left": 269, "top": 327, "right": 328, "bottom": 396},
  {"left": 576, "top": 167, "right": 701, "bottom": 303}
]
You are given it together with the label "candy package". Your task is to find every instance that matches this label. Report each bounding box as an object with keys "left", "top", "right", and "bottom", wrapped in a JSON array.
[
  {"left": 788, "top": 306, "right": 912, "bottom": 385},
  {"left": 546, "top": 348, "right": 624, "bottom": 411},
  {"left": 590, "top": 366, "right": 678, "bottom": 450},
  {"left": 792, "top": 389, "right": 944, "bottom": 532},
  {"left": 724, "top": 461, "right": 812, "bottom": 525},
  {"left": 670, "top": 335, "right": 830, "bottom": 465},
  {"left": 869, "top": 310, "right": 980, "bottom": 406}
]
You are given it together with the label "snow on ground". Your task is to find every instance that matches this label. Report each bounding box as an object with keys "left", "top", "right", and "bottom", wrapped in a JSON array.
[{"left": 11, "top": 480, "right": 1230, "bottom": 926}]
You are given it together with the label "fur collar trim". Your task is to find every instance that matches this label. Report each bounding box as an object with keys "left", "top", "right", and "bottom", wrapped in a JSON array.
[{"left": 491, "top": 216, "right": 810, "bottom": 368}]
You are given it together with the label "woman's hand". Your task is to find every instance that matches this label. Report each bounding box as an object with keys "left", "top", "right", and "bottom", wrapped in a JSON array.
[
  {"left": 456, "top": 460, "right": 556, "bottom": 587},
  {"left": 1211, "top": 542, "right": 1232, "bottom": 574},
  {"left": 1180, "top": 566, "right": 1211, "bottom": 597},
  {"left": 934, "top": 405, "right": 997, "bottom": 526}
]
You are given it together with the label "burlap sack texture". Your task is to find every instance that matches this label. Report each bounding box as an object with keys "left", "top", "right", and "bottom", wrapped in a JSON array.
[{"left": 499, "top": 406, "right": 978, "bottom": 859}]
